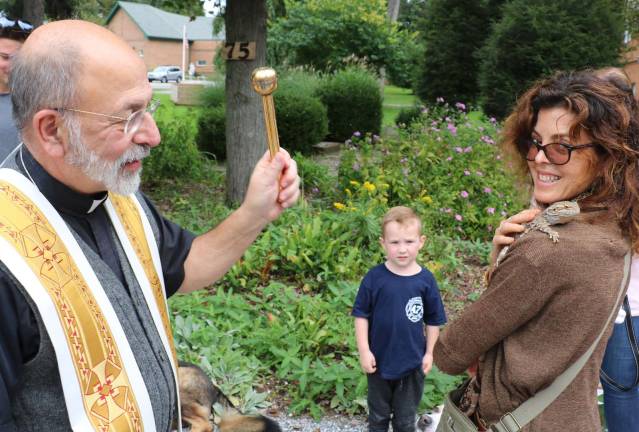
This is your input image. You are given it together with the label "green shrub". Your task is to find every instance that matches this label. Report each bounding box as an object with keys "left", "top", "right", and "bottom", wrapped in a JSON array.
[
  {"left": 275, "top": 89, "right": 328, "bottom": 154},
  {"left": 395, "top": 104, "right": 424, "bottom": 127},
  {"left": 477, "top": 0, "right": 624, "bottom": 118},
  {"left": 143, "top": 106, "right": 204, "bottom": 182},
  {"left": 414, "top": 0, "right": 492, "bottom": 104},
  {"left": 196, "top": 106, "right": 226, "bottom": 160},
  {"left": 199, "top": 83, "right": 225, "bottom": 108},
  {"left": 316, "top": 67, "right": 382, "bottom": 142},
  {"left": 278, "top": 68, "right": 323, "bottom": 97},
  {"left": 337, "top": 102, "right": 527, "bottom": 241},
  {"left": 294, "top": 154, "right": 336, "bottom": 203}
]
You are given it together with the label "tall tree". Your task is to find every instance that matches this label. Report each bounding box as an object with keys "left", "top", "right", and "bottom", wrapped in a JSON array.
[
  {"left": 414, "top": 0, "right": 491, "bottom": 104},
  {"left": 22, "top": 0, "right": 43, "bottom": 25},
  {"left": 268, "top": 0, "right": 397, "bottom": 73},
  {"left": 388, "top": 0, "right": 400, "bottom": 21},
  {"left": 224, "top": 0, "right": 268, "bottom": 204},
  {"left": 478, "top": 0, "right": 625, "bottom": 118}
]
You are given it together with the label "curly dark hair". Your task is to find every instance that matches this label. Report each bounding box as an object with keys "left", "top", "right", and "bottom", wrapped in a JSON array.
[{"left": 501, "top": 69, "right": 639, "bottom": 251}]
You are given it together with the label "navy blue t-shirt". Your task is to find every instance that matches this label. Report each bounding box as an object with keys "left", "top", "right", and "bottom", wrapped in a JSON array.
[{"left": 352, "top": 263, "right": 447, "bottom": 379}]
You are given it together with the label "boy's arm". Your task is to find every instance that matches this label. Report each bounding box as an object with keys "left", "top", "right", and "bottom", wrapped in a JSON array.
[
  {"left": 354, "top": 317, "right": 376, "bottom": 374},
  {"left": 422, "top": 325, "right": 440, "bottom": 375}
]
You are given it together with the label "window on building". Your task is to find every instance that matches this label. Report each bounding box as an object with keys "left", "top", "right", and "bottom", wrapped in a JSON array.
[{"left": 196, "top": 60, "right": 207, "bottom": 66}]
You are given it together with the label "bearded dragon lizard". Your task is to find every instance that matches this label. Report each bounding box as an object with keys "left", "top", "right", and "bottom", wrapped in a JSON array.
[{"left": 494, "top": 200, "right": 581, "bottom": 268}]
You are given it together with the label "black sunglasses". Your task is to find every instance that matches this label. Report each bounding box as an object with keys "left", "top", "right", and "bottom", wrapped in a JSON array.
[{"left": 523, "top": 138, "right": 597, "bottom": 165}]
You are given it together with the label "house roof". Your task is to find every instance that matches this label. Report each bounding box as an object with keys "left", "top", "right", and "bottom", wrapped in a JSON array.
[{"left": 105, "top": 1, "right": 224, "bottom": 41}]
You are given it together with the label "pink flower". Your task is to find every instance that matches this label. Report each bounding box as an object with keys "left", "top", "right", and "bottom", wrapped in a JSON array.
[
  {"left": 454, "top": 146, "right": 463, "bottom": 153},
  {"left": 481, "top": 135, "right": 495, "bottom": 145},
  {"left": 446, "top": 156, "right": 453, "bottom": 161},
  {"left": 501, "top": 211, "right": 507, "bottom": 217},
  {"left": 483, "top": 187, "right": 492, "bottom": 193},
  {"left": 455, "top": 102, "right": 466, "bottom": 111},
  {"left": 464, "top": 146, "right": 472, "bottom": 153},
  {"left": 464, "top": 170, "right": 470, "bottom": 176},
  {"left": 447, "top": 123, "right": 457, "bottom": 135},
  {"left": 476, "top": 170, "right": 483, "bottom": 176},
  {"left": 437, "top": 97, "right": 445, "bottom": 103},
  {"left": 455, "top": 214, "right": 463, "bottom": 221},
  {"left": 460, "top": 191, "right": 469, "bottom": 198},
  {"left": 487, "top": 207, "right": 495, "bottom": 214}
]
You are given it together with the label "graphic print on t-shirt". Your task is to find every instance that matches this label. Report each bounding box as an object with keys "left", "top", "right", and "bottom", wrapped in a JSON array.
[{"left": 405, "top": 296, "right": 424, "bottom": 322}]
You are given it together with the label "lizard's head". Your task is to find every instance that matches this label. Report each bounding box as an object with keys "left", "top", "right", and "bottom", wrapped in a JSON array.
[{"left": 545, "top": 201, "right": 580, "bottom": 218}]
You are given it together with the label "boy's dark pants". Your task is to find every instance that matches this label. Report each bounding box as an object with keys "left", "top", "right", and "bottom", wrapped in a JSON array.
[{"left": 367, "top": 367, "right": 424, "bottom": 432}]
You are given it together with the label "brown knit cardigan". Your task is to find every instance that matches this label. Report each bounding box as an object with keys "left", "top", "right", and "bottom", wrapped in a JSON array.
[{"left": 434, "top": 211, "right": 629, "bottom": 432}]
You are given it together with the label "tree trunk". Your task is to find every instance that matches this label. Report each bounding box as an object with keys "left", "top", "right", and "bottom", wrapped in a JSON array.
[
  {"left": 224, "top": 0, "right": 267, "bottom": 205},
  {"left": 23, "top": 0, "right": 45, "bottom": 27},
  {"left": 388, "top": 0, "right": 400, "bottom": 21},
  {"left": 380, "top": 0, "right": 401, "bottom": 87}
]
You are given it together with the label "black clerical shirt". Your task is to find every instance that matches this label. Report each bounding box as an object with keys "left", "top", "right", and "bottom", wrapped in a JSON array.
[{"left": 0, "top": 147, "right": 196, "bottom": 430}]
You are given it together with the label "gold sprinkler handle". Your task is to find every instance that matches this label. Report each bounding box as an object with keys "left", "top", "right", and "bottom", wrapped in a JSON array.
[{"left": 251, "top": 67, "right": 280, "bottom": 159}]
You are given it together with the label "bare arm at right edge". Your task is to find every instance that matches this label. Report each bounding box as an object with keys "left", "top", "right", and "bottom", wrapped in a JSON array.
[{"left": 354, "top": 317, "right": 376, "bottom": 374}]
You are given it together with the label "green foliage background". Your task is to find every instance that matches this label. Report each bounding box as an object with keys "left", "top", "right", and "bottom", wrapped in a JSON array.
[
  {"left": 316, "top": 68, "right": 383, "bottom": 142},
  {"left": 148, "top": 97, "right": 526, "bottom": 417},
  {"left": 414, "top": 0, "right": 493, "bottom": 104},
  {"left": 477, "top": 0, "right": 625, "bottom": 118}
]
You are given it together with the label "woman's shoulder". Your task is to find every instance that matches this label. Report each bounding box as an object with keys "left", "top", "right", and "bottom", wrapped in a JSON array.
[{"left": 513, "top": 209, "right": 627, "bottom": 263}]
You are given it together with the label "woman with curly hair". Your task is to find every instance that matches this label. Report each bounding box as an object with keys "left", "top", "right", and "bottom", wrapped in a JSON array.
[
  {"left": 486, "top": 67, "right": 639, "bottom": 432},
  {"left": 434, "top": 70, "right": 639, "bottom": 431}
]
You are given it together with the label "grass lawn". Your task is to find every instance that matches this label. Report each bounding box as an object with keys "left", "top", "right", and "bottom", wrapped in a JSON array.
[
  {"left": 156, "top": 85, "right": 421, "bottom": 130},
  {"left": 383, "top": 85, "right": 417, "bottom": 106},
  {"left": 383, "top": 85, "right": 417, "bottom": 127},
  {"left": 154, "top": 93, "right": 199, "bottom": 116}
]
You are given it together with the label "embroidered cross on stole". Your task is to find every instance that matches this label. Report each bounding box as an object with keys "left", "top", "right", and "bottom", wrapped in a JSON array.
[{"left": 0, "top": 169, "right": 180, "bottom": 432}]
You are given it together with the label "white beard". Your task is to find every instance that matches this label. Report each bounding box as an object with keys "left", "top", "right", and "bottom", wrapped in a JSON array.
[{"left": 64, "top": 117, "right": 150, "bottom": 195}]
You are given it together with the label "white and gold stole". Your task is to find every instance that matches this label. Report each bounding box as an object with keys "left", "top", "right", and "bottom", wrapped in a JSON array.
[{"left": 0, "top": 168, "right": 181, "bottom": 432}]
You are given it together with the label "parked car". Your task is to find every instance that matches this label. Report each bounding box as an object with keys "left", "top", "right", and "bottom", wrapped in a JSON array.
[{"left": 148, "top": 66, "right": 183, "bottom": 83}]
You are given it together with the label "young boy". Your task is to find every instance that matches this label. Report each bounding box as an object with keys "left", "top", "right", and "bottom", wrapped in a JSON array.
[{"left": 352, "top": 206, "right": 447, "bottom": 432}]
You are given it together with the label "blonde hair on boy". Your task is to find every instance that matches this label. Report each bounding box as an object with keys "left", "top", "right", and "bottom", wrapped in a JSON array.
[{"left": 381, "top": 206, "right": 422, "bottom": 237}]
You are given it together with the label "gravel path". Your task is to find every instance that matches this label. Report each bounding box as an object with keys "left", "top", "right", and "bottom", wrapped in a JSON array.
[{"left": 271, "top": 408, "right": 442, "bottom": 432}]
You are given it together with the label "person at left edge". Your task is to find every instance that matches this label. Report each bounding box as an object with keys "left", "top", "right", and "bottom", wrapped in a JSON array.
[
  {"left": 0, "top": 20, "right": 299, "bottom": 432},
  {"left": 0, "top": 13, "right": 33, "bottom": 162}
]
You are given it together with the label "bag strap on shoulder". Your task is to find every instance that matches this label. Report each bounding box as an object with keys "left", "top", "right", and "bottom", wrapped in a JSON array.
[{"left": 490, "top": 250, "right": 632, "bottom": 432}]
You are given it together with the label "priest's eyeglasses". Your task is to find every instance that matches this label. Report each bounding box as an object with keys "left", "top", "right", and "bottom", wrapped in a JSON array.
[{"left": 57, "top": 99, "right": 161, "bottom": 136}]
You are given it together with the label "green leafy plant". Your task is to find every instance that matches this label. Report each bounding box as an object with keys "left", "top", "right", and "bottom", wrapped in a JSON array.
[
  {"left": 143, "top": 105, "right": 205, "bottom": 182},
  {"left": 316, "top": 67, "right": 382, "bottom": 142},
  {"left": 196, "top": 105, "right": 226, "bottom": 160},
  {"left": 147, "top": 94, "right": 527, "bottom": 419},
  {"left": 275, "top": 88, "right": 328, "bottom": 154}
]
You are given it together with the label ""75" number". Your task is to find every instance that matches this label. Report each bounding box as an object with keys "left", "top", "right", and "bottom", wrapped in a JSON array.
[{"left": 223, "top": 41, "right": 256, "bottom": 60}]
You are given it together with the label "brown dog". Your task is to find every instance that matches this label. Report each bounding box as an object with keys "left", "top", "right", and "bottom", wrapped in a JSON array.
[{"left": 177, "top": 361, "right": 281, "bottom": 432}]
